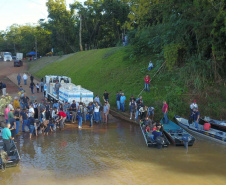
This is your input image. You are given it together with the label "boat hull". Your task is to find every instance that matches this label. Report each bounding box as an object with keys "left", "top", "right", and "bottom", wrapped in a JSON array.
[
  {"left": 140, "top": 124, "right": 170, "bottom": 148},
  {"left": 161, "top": 119, "right": 195, "bottom": 147},
  {"left": 175, "top": 115, "right": 226, "bottom": 145}
]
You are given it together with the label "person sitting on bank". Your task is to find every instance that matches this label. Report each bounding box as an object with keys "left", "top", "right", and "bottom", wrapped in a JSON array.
[{"left": 2, "top": 123, "right": 14, "bottom": 156}]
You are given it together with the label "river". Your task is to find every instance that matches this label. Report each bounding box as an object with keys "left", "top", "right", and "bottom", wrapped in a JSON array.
[{"left": 0, "top": 119, "right": 225, "bottom": 185}]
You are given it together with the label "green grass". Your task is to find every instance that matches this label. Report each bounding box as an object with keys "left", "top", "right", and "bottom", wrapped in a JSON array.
[{"left": 30, "top": 47, "right": 226, "bottom": 120}]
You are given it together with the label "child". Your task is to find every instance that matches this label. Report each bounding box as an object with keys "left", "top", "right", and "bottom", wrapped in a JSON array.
[{"left": 36, "top": 83, "right": 40, "bottom": 93}]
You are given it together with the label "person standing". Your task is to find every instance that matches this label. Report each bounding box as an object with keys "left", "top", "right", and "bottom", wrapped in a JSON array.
[
  {"left": 30, "top": 74, "right": 34, "bottom": 83},
  {"left": 17, "top": 73, "right": 21, "bottom": 85},
  {"left": 120, "top": 93, "right": 126, "bottom": 112},
  {"left": 103, "top": 90, "right": 109, "bottom": 102},
  {"left": 20, "top": 108, "right": 28, "bottom": 132},
  {"left": 21, "top": 93, "right": 29, "bottom": 109},
  {"left": 4, "top": 105, "right": 10, "bottom": 123},
  {"left": 70, "top": 100, "right": 77, "bottom": 123},
  {"left": 14, "top": 107, "right": 21, "bottom": 135},
  {"left": 103, "top": 102, "right": 109, "bottom": 123},
  {"left": 190, "top": 100, "right": 198, "bottom": 114},
  {"left": 162, "top": 101, "right": 168, "bottom": 124},
  {"left": 2, "top": 83, "right": 6, "bottom": 95},
  {"left": 13, "top": 97, "right": 20, "bottom": 110},
  {"left": 116, "top": 92, "right": 121, "bottom": 111},
  {"left": 36, "top": 83, "right": 40, "bottom": 93},
  {"left": 63, "top": 101, "right": 71, "bottom": 122},
  {"left": 129, "top": 99, "right": 137, "bottom": 120},
  {"left": 144, "top": 74, "right": 150, "bottom": 92},
  {"left": 23, "top": 73, "right": 28, "bottom": 85},
  {"left": 2, "top": 123, "right": 14, "bottom": 156},
  {"left": 87, "top": 103, "right": 94, "bottom": 127},
  {"left": 94, "top": 95, "right": 101, "bottom": 106},
  {"left": 9, "top": 115, "right": 17, "bottom": 138},
  {"left": 28, "top": 104, "right": 35, "bottom": 118},
  {"left": 54, "top": 80, "right": 61, "bottom": 100},
  {"left": 28, "top": 116, "right": 36, "bottom": 139},
  {"left": 77, "top": 104, "right": 83, "bottom": 129},
  {"left": 30, "top": 81, "right": 35, "bottom": 94},
  {"left": 33, "top": 100, "right": 38, "bottom": 119},
  {"left": 194, "top": 108, "right": 200, "bottom": 129},
  {"left": 94, "top": 102, "right": 100, "bottom": 123},
  {"left": 40, "top": 81, "right": 44, "bottom": 93}
]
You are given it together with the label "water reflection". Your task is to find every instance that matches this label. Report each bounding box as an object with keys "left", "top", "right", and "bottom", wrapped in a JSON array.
[{"left": 0, "top": 120, "right": 226, "bottom": 185}]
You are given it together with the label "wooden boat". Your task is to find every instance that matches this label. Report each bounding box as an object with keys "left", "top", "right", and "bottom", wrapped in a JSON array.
[
  {"left": 161, "top": 119, "right": 195, "bottom": 146},
  {"left": 0, "top": 127, "right": 20, "bottom": 170},
  {"left": 175, "top": 115, "right": 226, "bottom": 145},
  {"left": 199, "top": 117, "right": 226, "bottom": 132},
  {"left": 139, "top": 123, "right": 170, "bottom": 148}
]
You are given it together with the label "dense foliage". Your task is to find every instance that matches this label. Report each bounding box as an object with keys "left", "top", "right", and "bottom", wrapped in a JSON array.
[{"left": 0, "top": 0, "right": 225, "bottom": 83}]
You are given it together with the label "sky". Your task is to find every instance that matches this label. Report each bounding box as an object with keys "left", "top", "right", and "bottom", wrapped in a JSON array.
[{"left": 0, "top": 0, "right": 85, "bottom": 31}]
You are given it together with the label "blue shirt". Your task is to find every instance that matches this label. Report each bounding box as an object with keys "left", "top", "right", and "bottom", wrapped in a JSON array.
[
  {"left": 2, "top": 127, "right": 11, "bottom": 139},
  {"left": 20, "top": 111, "right": 28, "bottom": 120},
  {"left": 152, "top": 131, "right": 162, "bottom": 140},
  {"left": 194, "top": 111, "right": 200, "bottom": 120},
  {"left": 120, "top": 96, "right": 126, "bottom": 104}
]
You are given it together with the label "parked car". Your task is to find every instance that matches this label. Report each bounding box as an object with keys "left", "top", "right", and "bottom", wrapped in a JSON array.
[
  {"left": 12, "top": 56, "right": 17, "bottom": 60},
  {"left": 14, "top": 60, "right": 23, "bottom": 67}
]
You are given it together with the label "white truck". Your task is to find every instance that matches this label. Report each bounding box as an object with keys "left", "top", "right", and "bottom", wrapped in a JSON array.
[
  {"left": 44, "top": 75, "right": 94, "bottom": 105},
  {"left": 3, "top": 52, "right": 12, "bottom": 61},
  {"left": 16, "top": 53, "right": 23, "bottom": 60}
]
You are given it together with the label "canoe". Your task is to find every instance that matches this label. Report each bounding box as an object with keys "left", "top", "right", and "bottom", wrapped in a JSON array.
[
  {"left": 161, "top": 119, "right": 195, "bottom": 146},
  {"left": 199, "top": 117, "right": 226, "bottom": 132},
  {"left": 175, "top": 115, "right": 226, "bottom": 145},
  {"left": 0, "top": 127, "right": 20, "bottom": 170},
  {"left": 139, "top": 123, "right": 170, "bottom": 149}
]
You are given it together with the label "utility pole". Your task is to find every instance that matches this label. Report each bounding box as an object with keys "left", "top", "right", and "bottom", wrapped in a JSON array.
[
  {"left": 79, "top": 14, "right": 83, "bottom": 51},
  {"left": 35, "top": 37, "right": 37, "bottom": 59}
]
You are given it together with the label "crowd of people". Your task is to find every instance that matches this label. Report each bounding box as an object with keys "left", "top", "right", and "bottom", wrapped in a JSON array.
[{"left": 0, "top": 87, "right": 113, "bottom": 142}]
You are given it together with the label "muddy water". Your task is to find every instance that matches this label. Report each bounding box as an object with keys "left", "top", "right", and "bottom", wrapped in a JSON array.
[{"left": 0, "top": 120, "right": 225, "bottom": 185}]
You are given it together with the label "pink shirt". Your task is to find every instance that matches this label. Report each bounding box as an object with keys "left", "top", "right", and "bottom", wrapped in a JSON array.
[
  {"left": 5, "top": 108, "right": 10, "bottom": 119},
  {"left": 162, "top": 103, "right": 168, "bottom": 113}
]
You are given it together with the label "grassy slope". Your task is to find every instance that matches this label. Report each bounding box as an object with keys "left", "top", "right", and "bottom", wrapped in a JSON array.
[{"left": 29, "top": 47, "right": 226, "bottom": 120}]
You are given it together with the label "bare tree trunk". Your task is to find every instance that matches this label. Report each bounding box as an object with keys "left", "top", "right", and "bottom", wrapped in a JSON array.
[{"left": 79, "top": 14, "right": 83, "bottom": 51}]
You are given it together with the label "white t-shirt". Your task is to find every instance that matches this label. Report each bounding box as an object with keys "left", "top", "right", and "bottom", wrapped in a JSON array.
[
  {"left": 28, "top": 107, "right": 34, "bottom": 117},
  {"left": 94, "top": 106, "right": 99, "bottom": 112},
  {"left": 190, "top": 103, "right": 198, "bottom": 110},
  {"left": 23, "top": 74, "right": 28, "bottom": 80}
]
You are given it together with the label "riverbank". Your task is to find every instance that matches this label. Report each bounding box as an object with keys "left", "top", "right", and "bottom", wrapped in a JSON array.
[{"left": 28, "top": 47, "right": 226, "bottom": 120}]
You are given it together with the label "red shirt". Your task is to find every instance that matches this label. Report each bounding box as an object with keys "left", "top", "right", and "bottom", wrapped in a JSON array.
[
  {"left": 58, "top": 111, "right": 66, "bottom": 118},
  {"left": 152, "top": 127, "right": 157, "bottom": 131},
  {"left": 146, "top": 126, "right": 150, "bottom": 132},
  {"left": 162, "top": 103, "right": 168, "bottom": 113},
  {"left": 144, "top": 76, "right": 150, "bottom": 83}
]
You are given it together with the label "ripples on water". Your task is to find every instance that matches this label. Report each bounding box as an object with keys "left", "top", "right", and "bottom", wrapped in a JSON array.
[{"left": 0, "top": 120, "right": 226, "bottom": 185}]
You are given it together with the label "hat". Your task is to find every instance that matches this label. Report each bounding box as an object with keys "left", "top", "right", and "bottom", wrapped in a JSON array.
[
  {"left": 6, "top": 93, "right": 9, "bottom": 95},
  {"left": 10, "top": 108, "right": 14, "bottom": 111},
  {"left": 1, "top": 95, "right": 5, "bottom": 97}
]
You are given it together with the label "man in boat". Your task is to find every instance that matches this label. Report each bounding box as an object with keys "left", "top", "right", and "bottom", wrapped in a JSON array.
[
  {"left": 194, "top": 108, "right": 200, "bottom": 129},
  {"left": 2, "top": 123, "right": 14, "bottom": 156},
  {"left": 190, "top": 100, "right": 198, "bottom": 114},
  {"left": 151, "top": 126, "right": 162, "bottom": 141}
]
